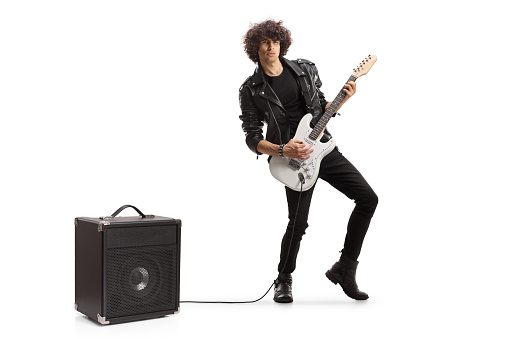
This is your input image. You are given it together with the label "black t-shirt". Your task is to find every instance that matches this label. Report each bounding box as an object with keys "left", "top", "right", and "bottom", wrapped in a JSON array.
[{"left": 264, "top": 66, "right": 307, "bottom": 137}]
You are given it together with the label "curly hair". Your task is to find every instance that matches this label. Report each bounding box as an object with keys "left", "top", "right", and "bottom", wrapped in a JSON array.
[{"left": 243, "top": 20, "right": 292, "bottom": 63}]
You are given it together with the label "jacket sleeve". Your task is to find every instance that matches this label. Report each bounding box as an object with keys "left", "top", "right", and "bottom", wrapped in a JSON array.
[{"left": 238, "top": 84, "right": 264, "bottom": 155}]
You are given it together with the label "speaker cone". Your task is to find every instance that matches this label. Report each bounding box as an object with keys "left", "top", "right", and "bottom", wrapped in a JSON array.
[{"left": 129, "top": 267, "right": 149, "bottom": 291}]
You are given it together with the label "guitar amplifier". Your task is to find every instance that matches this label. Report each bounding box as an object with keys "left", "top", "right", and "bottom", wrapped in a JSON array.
[{"left": 75, "top": 205, "right": 181, "bottom": 325}]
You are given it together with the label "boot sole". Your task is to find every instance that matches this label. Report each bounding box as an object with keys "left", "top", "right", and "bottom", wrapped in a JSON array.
[
  {"left": 325, "top": 270, "right": 369, "bottom": 301},
  {"left": 273, "top": 297, "right": 293, "bottom": 303}
]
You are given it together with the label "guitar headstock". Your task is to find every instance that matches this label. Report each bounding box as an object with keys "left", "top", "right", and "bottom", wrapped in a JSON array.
[{"left": 353, "top": 55, "right": 377, "bottom": 78}]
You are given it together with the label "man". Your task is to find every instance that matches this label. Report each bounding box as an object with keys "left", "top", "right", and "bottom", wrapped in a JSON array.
[{"left": 239, "top": 20, "right": 378, "bottom": 303}]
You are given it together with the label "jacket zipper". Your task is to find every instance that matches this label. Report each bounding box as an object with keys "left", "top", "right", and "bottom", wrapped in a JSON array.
[{"left": 267, "top": 101, "right": 283, "bottom": 145}]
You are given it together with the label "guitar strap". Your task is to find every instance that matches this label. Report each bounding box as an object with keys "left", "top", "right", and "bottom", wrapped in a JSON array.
[
  {"left": 298, "top": 76, "right": 339, "bottom": 118},
  {"left": 297, "top": 77, "right": 314, "bottom": 114}
]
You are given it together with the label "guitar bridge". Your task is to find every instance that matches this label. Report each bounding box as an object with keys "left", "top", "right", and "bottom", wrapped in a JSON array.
[{"left": 288, "top": 159, "right": 301, "bottom": 170}]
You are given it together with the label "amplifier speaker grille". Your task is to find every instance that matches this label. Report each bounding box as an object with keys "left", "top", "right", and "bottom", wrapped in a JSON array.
[{"left": 106, "top": 244, "right": 177, "bottom": 319}]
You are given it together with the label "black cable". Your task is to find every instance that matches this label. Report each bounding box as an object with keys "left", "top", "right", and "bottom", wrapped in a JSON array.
[
  {"left": 278, "top": 173, "right": 305, "bottom": 276},
  {"left": 181, "top": 176, "right": 304, "bottom": 304},
  {"left": 180, "top": 281, "right": 275, "bottom": 304}
]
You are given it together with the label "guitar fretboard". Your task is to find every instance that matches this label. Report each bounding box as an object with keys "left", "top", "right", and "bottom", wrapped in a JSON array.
[{"left": 309, "top": 75, "right": 357, "bottom": 140}]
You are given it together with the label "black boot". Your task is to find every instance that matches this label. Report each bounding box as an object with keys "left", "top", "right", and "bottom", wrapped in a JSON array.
[
  {"left": 325, "top": 253, "right": 369, "bottom": 300},
  {"left": 273, "top": 273, "right": 293, "bottom": 303}
]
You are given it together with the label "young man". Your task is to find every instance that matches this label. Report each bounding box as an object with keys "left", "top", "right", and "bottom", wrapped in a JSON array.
[{"left": 239, "top": 20, "right": 378, "bottom": 302}]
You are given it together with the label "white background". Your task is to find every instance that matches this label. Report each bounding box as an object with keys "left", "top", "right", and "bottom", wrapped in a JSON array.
[{"left": 1, "top": 0, "right": 508, "bottom": 337}]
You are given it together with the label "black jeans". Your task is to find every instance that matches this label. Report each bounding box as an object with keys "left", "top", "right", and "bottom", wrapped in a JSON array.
[{"left": 278, "top": 148, "right": 378, "bottom": 274}]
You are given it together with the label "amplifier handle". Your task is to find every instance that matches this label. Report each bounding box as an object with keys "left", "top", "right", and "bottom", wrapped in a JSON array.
[{"left": 100, "top": 205, "right": 150, "bottom": 220}]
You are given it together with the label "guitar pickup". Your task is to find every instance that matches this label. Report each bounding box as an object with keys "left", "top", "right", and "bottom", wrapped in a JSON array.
[{"left": 288, "top": 159, "right": 301, "bottom": 170}]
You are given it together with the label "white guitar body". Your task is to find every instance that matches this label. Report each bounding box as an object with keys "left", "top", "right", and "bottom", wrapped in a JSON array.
[{"left": 269, "top": 113, "right": 336, "bottom": 191}]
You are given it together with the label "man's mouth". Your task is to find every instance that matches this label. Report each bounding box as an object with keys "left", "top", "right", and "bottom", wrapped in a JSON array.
[{"left": 268, "top": 52, "right": 276, "bottom": 56}]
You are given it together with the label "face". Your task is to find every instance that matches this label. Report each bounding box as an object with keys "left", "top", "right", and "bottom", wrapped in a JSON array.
[{"left": 258, "top": 37, "right": 280, "bottom": 63}]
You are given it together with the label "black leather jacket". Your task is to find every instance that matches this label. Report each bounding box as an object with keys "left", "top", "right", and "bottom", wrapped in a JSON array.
[{"left": 239, "top": 57, "right": 332, "bottom": 155}]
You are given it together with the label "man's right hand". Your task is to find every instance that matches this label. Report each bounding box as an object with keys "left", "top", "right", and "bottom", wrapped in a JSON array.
[{"left": 283, "top": 139, "right": 313, "bottom": 159}]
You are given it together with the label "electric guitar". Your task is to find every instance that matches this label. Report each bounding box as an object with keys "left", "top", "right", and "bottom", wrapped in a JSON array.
[{"left": 269, "top": 55, "right": 377, "bottom": 191}]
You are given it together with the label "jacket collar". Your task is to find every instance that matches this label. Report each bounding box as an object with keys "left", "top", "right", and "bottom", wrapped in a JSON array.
[
  {"left": 282, "top": 57, "right": 307, "bottom": 78},
  {"left": 249, "top": 57, "right": 305, "bottom": 87}
]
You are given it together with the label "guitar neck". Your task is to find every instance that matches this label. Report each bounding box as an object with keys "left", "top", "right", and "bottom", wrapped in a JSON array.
[{"left": 309, "top": 74, "right": 357, "bottom": 141}]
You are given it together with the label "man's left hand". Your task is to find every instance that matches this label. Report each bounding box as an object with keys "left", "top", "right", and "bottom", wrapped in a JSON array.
[
  {"left": 326, "top": 81, "right": 356, "bottom": 112},
  {"left": 342, "top": 81, "right": 356, "bottom": 101}
]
